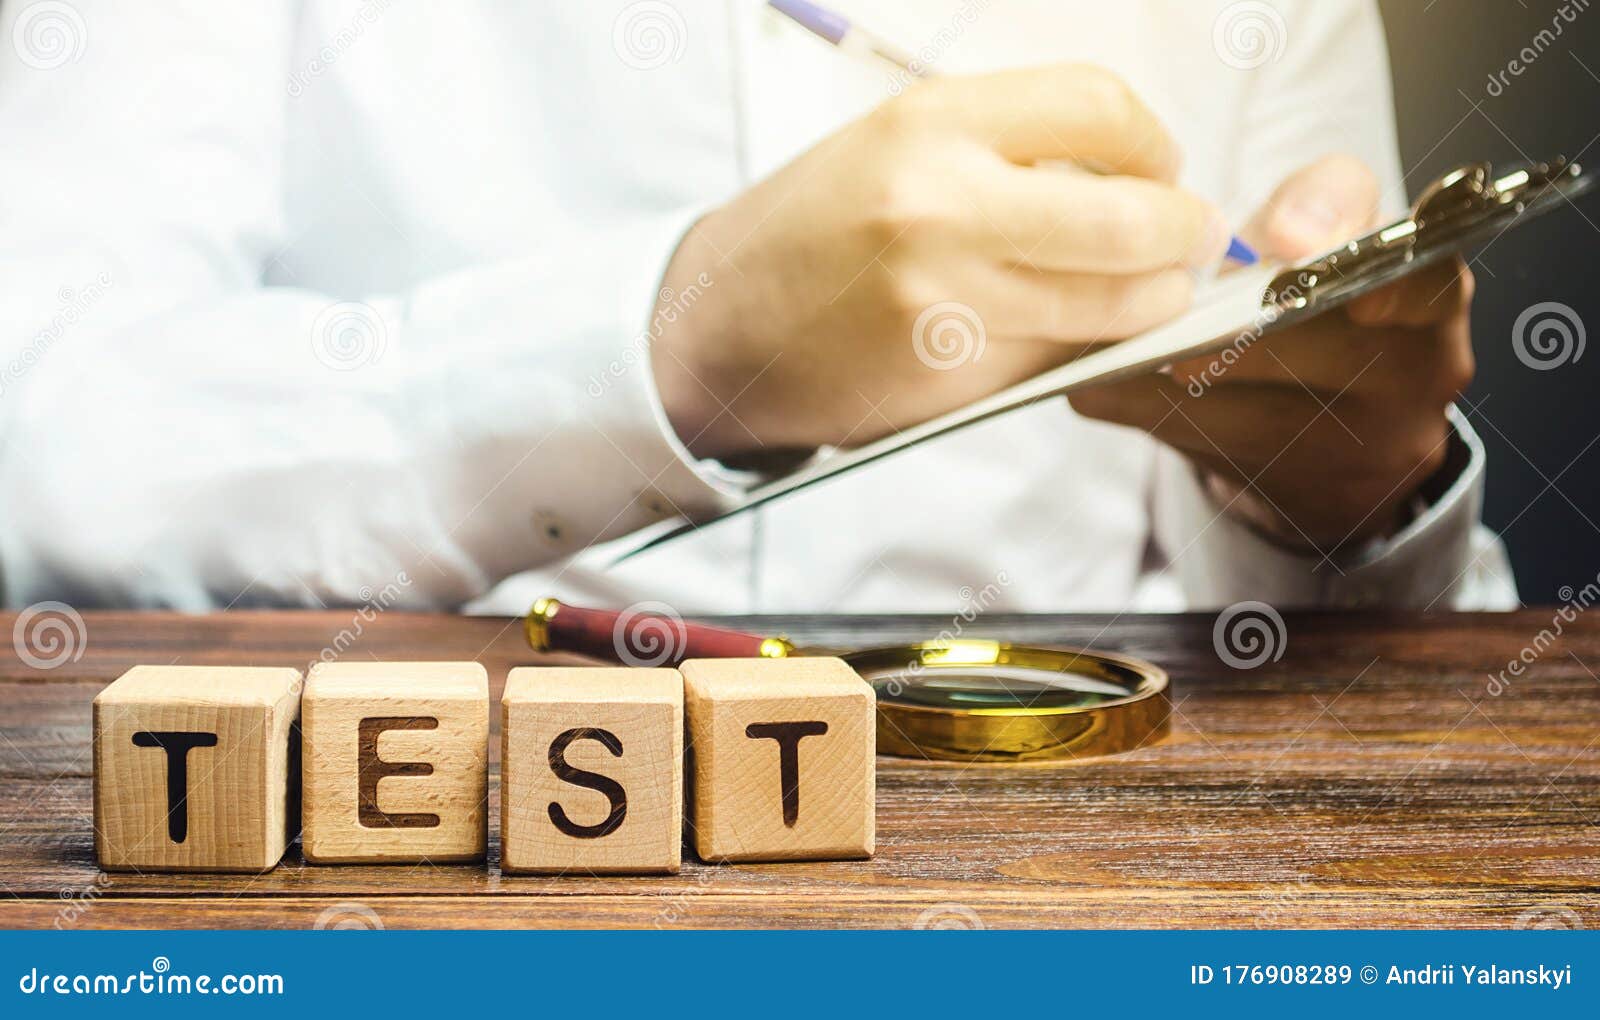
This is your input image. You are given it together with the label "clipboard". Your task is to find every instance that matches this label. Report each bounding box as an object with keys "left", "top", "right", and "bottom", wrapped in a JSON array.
[{"left": 621, "top": 157, "right": 1595, "bottom": 560}]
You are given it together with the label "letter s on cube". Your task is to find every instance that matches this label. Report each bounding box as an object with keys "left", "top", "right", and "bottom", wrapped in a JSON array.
[
  {"left": 93, "top": 666, "right": 302, "bottom": 872},
  {"left": 500, "top": 667, "right": 684, "bottom": 875}
]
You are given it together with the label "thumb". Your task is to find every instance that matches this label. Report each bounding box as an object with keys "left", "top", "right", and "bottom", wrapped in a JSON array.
[{"left": 1240, "top": 153, "right": 1380, "bottom": 260}]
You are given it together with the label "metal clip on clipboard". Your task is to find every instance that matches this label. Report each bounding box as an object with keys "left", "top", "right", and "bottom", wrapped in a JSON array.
[
  {"left": 1262, "top": 157, "right": 1591, "bottom": 320},
  {"left": 621, "top": 158, "right": 1594, "bottom": 560}
]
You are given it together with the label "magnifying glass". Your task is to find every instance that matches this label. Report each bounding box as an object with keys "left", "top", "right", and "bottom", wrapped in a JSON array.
[{"left": 525, "top": 599, "right": 1170, "bottom": 762}]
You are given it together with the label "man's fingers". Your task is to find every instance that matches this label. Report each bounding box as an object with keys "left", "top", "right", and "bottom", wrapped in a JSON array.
[
  {"left": 1071, "top": 375, "right": 1352, "bottom": 465},
  {"left": 1169, "top": 318, "right": 1381, "bottom": 392},
  {"left": 905, "top": 64, "right": 1181, "bottom": 180},
  {"left": 1170, "top": 320, "right": 1471, "bottom": 402},
  {"left": 1170, "top": 259, "right": 1475, "bottom": 392},
  {"left": 971, "top": 265, "right": 1195, "bottom": 340},
  {"left": 972, "top": 166, "right": 1226, "bottom": 273},
  {"left": 1347, "top": 257, "right": 1474, "bottom": 328},
  {"left": 1070, "top": 374, "right": 1263, "bottom": 461},
  {"left": 1068, "top": 374, "right": 1193, "bottom": 434},
  {"left": 1238, "top": 153, "right": 1381, "bottom": 260}
]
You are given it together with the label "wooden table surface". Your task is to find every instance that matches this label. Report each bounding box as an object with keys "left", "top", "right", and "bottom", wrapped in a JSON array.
[{"left": 2, "top": 609, "right": 1597, "bottom": 929}]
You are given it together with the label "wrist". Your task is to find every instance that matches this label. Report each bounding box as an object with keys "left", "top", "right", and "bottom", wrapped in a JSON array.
[
  {"left": 649, "top": 225, "right": 746, "bottom": 459},
  {"left": 1203, "top": 471, "right": 1410, "bottom": 556}
]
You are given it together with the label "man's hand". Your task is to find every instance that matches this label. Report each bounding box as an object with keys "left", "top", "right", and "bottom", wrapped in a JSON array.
[
  {"left": 650, "top": 64, "right": 1231, "bottom": 459},
  {"left": 1071, "top": 154, "right": 1476, "bottom": 553}
]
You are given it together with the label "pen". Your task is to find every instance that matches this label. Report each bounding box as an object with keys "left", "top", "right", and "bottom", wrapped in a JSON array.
[
  {"left": 766, "top": 0, "right": 1259, "bottom": 265},
  {"left": 768, "top": 0, "right": 919, "bottom": 75}
]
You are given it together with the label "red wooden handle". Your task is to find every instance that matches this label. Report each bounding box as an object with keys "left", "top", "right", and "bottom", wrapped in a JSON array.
[{"left": 525, "top": 599, "right": 783, "bottom": 665}]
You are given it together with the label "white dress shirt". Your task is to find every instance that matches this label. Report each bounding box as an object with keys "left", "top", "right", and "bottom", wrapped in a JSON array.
[{"left": 0, "top": 0, "right": 1517, "bottom": 614}]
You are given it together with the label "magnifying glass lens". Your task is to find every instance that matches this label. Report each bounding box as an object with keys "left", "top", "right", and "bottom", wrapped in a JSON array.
[
  {"left": 842, "top": 641, "right": 1170, "bottom": 760},
  {"left": 865, "top": 663, "right": 1137, "bottom": 710}
]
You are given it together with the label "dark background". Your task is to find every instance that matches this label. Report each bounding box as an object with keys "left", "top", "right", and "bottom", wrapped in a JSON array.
[{"left": 1381, "top": 0, "right": 1599, "bottom": 603}]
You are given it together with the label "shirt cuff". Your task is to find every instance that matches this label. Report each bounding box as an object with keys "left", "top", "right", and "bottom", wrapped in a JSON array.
[
  {"left": 602, "top": 208, "right": 749, "bottom": 513},
  {"left": 1151, "top": 405, "right": 1519, "bottom": 610},
  {"left": 447, "top": 206, "right": 749, "bottom": 582},
  {"left": 633, "top": 213, "right": 825, "bottom": 500}
]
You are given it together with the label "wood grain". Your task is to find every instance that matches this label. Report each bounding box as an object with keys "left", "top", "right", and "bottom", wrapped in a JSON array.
[
  {"left": 502, "top": 667, "right": 683, "bottom": 875},
  {"left": 301, "top": 661, "right": 489, "bottom": 864},
  {"left": 682, "top": 657, "right": 874, "bottom": 863},
  {"left": 92, "top": 665, "right": 300, "bottom": 873},
  {"left": 4, "top": 609, "right": 1598, "bottom": 929}
]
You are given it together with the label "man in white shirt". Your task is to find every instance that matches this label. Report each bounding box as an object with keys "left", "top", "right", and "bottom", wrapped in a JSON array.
[{"left": 0, "top": 0, "right": 1516, "bottom": 614}]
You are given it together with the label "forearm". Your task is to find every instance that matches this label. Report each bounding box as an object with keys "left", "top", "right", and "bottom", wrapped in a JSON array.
[
  {"left": 0, "top": 215, "right": 737, "bottom": 609},
  {"left": 1145, "top": 407, "right": 1518, "bottom": 610}
]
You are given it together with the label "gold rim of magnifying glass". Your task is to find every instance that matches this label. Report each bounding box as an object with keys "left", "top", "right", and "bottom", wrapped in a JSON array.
[{"left": 843, "top": 639, "right": 1171, "bottom": 763}]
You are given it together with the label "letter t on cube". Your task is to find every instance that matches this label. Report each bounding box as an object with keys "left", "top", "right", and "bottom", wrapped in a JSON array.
[
  {"left": 682, "top": 657, "right": 875, "bottom": 863},
  {"left": 93, "top": 666, "right": 302, "bottom": 872}
]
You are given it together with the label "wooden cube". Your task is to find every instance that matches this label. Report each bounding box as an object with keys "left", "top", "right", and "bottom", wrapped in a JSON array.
[
  {"left": 93, "top": 665, "right": 302, "bottom": 872},
  {"left": 681, "top": 657, "right": 875, "bottom": 863},
  {"left": 501, "top": 668, "right": 683, "bottom": 875},
  {"left": 301, "top": 661, "right": 488, "bottom": 864}
]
